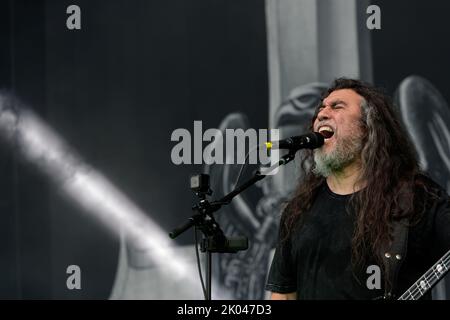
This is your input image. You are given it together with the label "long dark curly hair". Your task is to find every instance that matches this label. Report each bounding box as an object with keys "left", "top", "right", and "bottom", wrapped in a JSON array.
[{"left": 281, "top": 78, "right": 434, "bottom": 274}]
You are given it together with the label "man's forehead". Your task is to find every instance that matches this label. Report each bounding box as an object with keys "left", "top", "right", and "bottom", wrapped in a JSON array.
[{"left": 323, "top": 89, "right": 362, "bottom": 105}]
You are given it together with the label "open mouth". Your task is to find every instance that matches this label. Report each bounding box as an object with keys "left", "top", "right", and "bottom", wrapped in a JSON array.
[{"left": 318, "top": 126, "right": 335, "bottom": 139}]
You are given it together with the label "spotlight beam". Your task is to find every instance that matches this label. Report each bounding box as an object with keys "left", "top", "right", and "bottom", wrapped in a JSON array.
[{"left": 0, "top": 94, "right": 231, "bottom": 299}]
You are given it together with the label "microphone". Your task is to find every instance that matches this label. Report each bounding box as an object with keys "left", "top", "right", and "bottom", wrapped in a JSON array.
[{"left": 265, "top": 132, "right": 324, "bottom": 151}]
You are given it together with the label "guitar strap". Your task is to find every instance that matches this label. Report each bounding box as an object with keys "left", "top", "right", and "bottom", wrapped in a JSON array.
[{"left": 380, "top": 217, "right": 409, "bottom": 299}]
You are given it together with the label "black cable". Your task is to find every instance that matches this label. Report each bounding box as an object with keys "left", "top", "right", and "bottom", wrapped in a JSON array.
[
  {"left": 194, "top": 226, "right": 207, "bottom": 299},
  {"left": 233, "top": 143, "right": 265, "bottom": 190}
]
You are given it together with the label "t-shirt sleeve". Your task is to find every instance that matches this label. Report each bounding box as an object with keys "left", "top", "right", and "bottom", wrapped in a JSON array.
[
  {"left": 432, "top": 189, "right": 450, "bottom": 257},
  {"left": 265, "top": 235, "right": 297, "bottom": 294}
]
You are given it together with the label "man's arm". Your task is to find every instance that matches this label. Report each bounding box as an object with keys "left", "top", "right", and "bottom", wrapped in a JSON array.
[{"left": 270, "top": 292, "right": 297, "bottom": 300}]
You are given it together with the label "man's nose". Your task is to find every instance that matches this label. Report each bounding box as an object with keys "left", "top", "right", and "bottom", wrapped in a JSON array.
[{"left": 317, "top": 107, "right": 331, "bottom": 121}]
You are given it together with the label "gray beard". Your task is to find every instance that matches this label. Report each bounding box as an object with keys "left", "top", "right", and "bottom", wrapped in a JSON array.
[{"left": 313, "top": 134, "right": 363, "bottom": 177}]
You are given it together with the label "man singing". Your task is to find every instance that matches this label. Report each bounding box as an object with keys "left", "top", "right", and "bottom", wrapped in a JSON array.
[{"left": 266, "top": 78, "right": 450, "bottom": 300}]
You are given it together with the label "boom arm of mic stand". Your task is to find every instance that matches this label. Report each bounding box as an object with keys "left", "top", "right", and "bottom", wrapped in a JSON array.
[
  {"left": 214, "top": 150, "right": 297, "bottom": 205},
  {"left": 169, "top": 214, "right": 202, "bottom": 239},
  {"left": 169, "top": 150, "right": 297, "bottom": 239}
]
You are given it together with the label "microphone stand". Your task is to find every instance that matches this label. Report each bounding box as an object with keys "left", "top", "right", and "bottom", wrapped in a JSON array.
[{"left": 169, "top": 149, "right": 299, "bottom": 300}]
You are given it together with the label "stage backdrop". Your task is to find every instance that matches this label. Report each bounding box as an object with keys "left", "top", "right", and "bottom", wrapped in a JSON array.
[{"left": 0, "top": 0, "right": 449, "bottom": 300}]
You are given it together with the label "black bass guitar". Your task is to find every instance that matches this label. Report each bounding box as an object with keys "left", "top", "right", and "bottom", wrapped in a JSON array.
[{"left": 398, "top": 249, "right": 450, "bottom": 300}]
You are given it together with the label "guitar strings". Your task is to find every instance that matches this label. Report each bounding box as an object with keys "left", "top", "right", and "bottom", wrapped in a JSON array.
[
  {"left": 399, "top": 253, "right": 450, "bottom": 300},
  {"left": 401, "top": 254, "right": 450, "bottom": 300}
]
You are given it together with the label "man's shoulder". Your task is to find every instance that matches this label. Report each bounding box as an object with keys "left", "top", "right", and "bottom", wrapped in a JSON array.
[
  {"left": 413, "top": 173, "right": 449, "bottom": 203},
  {"left": 414, "top": 173, "right": 450, "bottom": 209}
]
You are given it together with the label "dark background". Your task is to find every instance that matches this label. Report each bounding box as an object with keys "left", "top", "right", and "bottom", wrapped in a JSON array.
[
  {"left": 371, "top": 0, "right": 450, "bottom": 103},
  {"left": 0, "top": 0, "right": 268, "bottom": 299},
  {"left": 0, "top": 0, "right": 449, "bottom": 299}
]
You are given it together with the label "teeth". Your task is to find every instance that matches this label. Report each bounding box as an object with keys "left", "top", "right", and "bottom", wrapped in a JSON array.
[
  {"left": 318, "top": 125, "right": 334, "bottom": 133},
  {"left": 318, "top": 125, "right": 335, "bottom": 139}
]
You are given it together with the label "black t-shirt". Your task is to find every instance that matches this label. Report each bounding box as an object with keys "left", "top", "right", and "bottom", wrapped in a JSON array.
[{"left": 265, "top": 176, "right": 450, "bottom": 299}]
